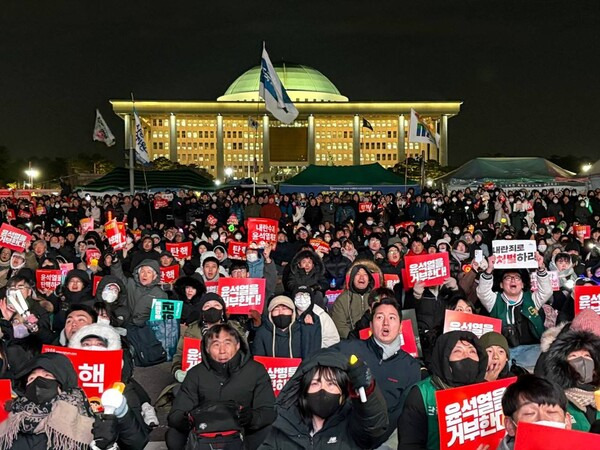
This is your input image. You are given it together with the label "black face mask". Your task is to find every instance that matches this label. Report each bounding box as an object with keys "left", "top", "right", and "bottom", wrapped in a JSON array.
[
  {"left": 569, "top": 356, "right": 595, "bottom": 385},
  {"left": 331, "top": 248, "right": 341, "bottom": 256},
  {"left": 272, "top": 314, "right": 292, "bottom": 329},
  {"left": 305, "top": 390, "right": 342, "bottom": 419},
  {"left": 25, "top": 377, "right": 60, "bottom": 404},
  {"left": 202, "top": 307, "right": 223, "bottom": 324},
  {"left": 449, "top": 358, "right": 480, "bottom": 386}
]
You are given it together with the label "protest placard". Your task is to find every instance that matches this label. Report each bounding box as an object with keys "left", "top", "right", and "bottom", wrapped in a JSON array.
[
  {"left": 514, "top": 421, "right": 600, "bottom": 450},
  {"left": 247, "top": 218, "right": 278, "bottom": 248},
  {"left": 150, "top": 299, "right": 184, "bottom": 321},
  {"left": 358, "top": 202, "right": 373, "bottom": 213},
  {"left": 205, "top": 281, "right": 218, "bottom": 293},
  {"left": 573, "top": 224, "right": 591, "bottom": 239},
  {"left": 540, "top": 217, "right": 556, "bottom": 226},
  {"left": 403, "top": 252, "right": 450, "bottom": 289},
  {"left": 254, "top": 356, "right": 301, "bottom": 396},
  {"left": 228, "top": 241, "right": 247, "bottom": 260},
  {"left": 574, "top": 285, "right": 600, "bottom": 315},
  {"left": 160, "top": 265, "right": 180, "bottom": 284},
  {"left": 359, "top": 318, "right": 419, "bottom": 358},
  {"left": 0, "top": 379, "right": 11, "bottom": 423},
  {"left": 436, "top": 377, "right": 516, "bottom": 450},
  {"left": 309, "top": 238, "right": 330, "bottom": 254},
  {"left": 0, "top": 223, "right": 31, "bottom": 252},
  {"left": 443, "top": 310, "right": 502, "bottom": 338},
  {"left": 530, "top": 271, "right": 560, "bottom": 292},
  {"left": 217, "top": 278, "right": 266, "bottom": 314},
  {"left": 325, "top": 290, "right": 343, "bottom": 309},
  {"left": 36, "top": 269, "right": 62, "bottom": 291},
  {"left": 491, "top": 240, "right": 537, "bottom": 269},
  {"left": 182, "top": 337, "right": 202, "bottom": 371},
  {"left": 80, "top": 217, "right": 94, "bottom": 235},
  {"left": 92, "top": 275, "right": 102, "bottom": 296},
  {"left": 166, "top": 242, "right": 192, "bottom": 260},
  {"left": 383, "top": 274, "right": 401, "bottom": 290},
  {"left": 85, "top": 248, "right": 102, "bottom": 266},
  {"left": 42, "top": 345, "right": 122, "bottom": 401},
  {"left": 105, "top": 219, "right": 126, "bottom": 250}
]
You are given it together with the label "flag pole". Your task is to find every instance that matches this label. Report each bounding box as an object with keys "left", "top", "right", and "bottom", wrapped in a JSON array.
[{"left": 129, "top": 93, "right": 136, "bottom": 196}]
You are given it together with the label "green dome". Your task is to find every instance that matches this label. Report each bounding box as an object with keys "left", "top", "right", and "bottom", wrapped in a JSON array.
[{"left": 217, "top": 63, "right": 348, "bottom": 102}]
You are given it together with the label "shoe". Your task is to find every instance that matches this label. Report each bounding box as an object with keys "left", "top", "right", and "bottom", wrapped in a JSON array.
[{"left": 141, "top": 402, "right": 159, "bottom": 427}]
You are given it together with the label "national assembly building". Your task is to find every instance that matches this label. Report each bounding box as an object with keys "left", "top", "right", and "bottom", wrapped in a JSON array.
[{"left": 110, "top": 63, "right": 461, "bottom": 182}]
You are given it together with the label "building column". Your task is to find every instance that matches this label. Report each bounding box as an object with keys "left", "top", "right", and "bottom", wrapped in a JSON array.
[
  {"left": 123, "top": 114, "right": 132, "bottom": 150},
  {"left": 169, "top": 113, "right": 177, "bottom": 162},
  {"left": 307, "top": 114, "right": 315, "bottom": 165},
  {"left": 262, "top": 115, "right": 270, "bottom": 175},
  {"left": 352, "top": 114, "right": 360, "bottom": 165},
  {"left": 398, "top": 114, "right": 406, "bottom": 162},
  {"left": 216, "top": 114, "right": 224, "bottom": 180},
  {"left": 439, "top": 115, "right": 448, "bottom": 166}
]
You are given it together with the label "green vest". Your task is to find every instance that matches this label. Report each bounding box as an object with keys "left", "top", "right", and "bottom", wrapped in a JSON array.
[
  {"left": 567, "top": 401, "right": 600, "bottom": 432},
  {"left": 416, "top": 378, "right": 440, "bottom": 450},
  {"left": 490, "top": 291, "right": 545, "bottom": 339}
]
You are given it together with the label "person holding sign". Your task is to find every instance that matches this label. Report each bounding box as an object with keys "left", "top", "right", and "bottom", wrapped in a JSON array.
[
  {"left": 398, "top": 331, "right": 488, "bottom": 450},
  {"left": 476, "top": 253, "right": 551, "bottom": 370},
  {"left": 260, "top": 348, "right": 388, "bottom": 449}
]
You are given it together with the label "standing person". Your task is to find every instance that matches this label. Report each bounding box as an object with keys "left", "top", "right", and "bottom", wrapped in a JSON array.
[
  {"left": 323, "top": 239, "right": 352, "bottom": 289},
  {"left": 283, "top": 249, "right": 329, "bottom": 310},
  {"left": 293, "top": 286, "right": 340, "bottom": 349},
  {"left": 259, "top": 348, "right": 388, "bottom": 449},
  {"left": 260, "top": 195, "right": 282, "bottom": 221}
]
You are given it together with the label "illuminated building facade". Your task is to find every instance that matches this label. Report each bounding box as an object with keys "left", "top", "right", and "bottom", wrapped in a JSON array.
[{"left": 111, "top": 64, "right": 461, "bottom": 181}]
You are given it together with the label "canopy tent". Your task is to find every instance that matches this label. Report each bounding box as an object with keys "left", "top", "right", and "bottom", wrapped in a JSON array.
[
  {"left": 436, "top": 157, "right": 589, "bottom": 192},
  {"left": 279, "top": 163, "right": 419, "bottom": 194},
  {"left": 586, "top": 159, "right": 600, "bottom": 189},
  {"left": 78, "top": 167, "right": 215, "bottom": 194}
]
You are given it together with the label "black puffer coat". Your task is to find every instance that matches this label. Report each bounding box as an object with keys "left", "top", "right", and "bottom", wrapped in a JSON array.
[
  {"left": 283, "top": 249, "right": 329, "bottom": 297},
  {"left": 94, "top": 275, "right": 131, "bottom": 327},
  {"left": 172, "top": 276, "right": 206, "bottom": 325}
]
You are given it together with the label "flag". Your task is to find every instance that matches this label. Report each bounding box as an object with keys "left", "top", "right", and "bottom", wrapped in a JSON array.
[
  {"left": 92, "top": 109, "right": 116, "bottom": 147},
  {"left": 133, "top": 109, "right": 150, "bottom": 164},
  {"left": 259, "top": 44, "right": 298, "bottom": 124},
  {"left": 409, "top": 109, "right": 440, "bottom": 148},
  {"left": 362, "top": 118, "right": 373, "bottom": 131},
  {"left": 248, "top": 117, "right": 259, "bottom": 130}
]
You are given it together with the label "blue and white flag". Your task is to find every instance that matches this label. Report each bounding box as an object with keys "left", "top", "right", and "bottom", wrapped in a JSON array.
[
  {"left": 259, "top": 44, "right": 298, "bottom": 124},
  {"left": 409, "top": 108, "right": 440, "bottom": 148},
  {"left": 134, "top": 109, "right": 150, "bottom": 164}
]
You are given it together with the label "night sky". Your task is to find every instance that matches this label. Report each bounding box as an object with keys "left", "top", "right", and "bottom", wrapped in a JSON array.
[{"left": 1, "top": 0, "right": 598, "bottom": 169}]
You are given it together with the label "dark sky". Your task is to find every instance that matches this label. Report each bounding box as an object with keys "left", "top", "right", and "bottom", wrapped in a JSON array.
[{"left": 1, "top": 0, "right": 598, "bottom": 169}]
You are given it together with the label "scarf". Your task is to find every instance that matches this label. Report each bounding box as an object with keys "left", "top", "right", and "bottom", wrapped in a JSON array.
[
  {"left": 565, "top": 387, "right": 597, "bottom": 412},
  {"left": 0, "top": 389, "right": 93, "bottom": 450},
  {"left": 374, "top": 335, "right": 403, "bottom": 360},
  {"left": 451, "top": 250, "right": 470, "bottom": 262}
]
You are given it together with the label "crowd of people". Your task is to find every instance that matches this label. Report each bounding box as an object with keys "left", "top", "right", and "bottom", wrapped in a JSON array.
[{"left": 0, "top": 185, "right": 598, "bottom": 449}]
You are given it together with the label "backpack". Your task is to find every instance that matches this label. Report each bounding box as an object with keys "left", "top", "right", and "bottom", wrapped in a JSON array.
[
  {"left": 185, "top": 401, "right": 245, "bottom": 450},
  {"left": 126, "top": 323, "right": 167, "bottom": 367}
]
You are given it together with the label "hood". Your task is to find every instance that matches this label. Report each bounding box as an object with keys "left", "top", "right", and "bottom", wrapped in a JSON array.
[
  {"left": 95, "top": 275, "right": 127, "bottom": 304},
  {"left": 289, "top": 249, "right": 325, "bottom": 277},
  {"left": 174, "top": 276, "right": 206, "bottom": 303},
  {"left": 200, "top": 325, "right": 251, "bottom": 371},
  {"left": 544, "top": 330, "right": 600, "bottom": 389},
  {"left": 68, "top": 323, "right": 122, "bottom": 350},
  {"left": 429, "top": 330, "right": 488, "bottom": 387},
  {"left": 268, "top": 295, "right": 297, "bottom": 326},
  {"left": 540, "top": 322, "right": 569, "bottom": 353},
  {"left": 15, "top": 353, "right": 79, "bottom": 393},
  {"left": 64, "top": 269, "right": 91, "bottom": 287},
  {"left": 346, "top": 261, "right": 380, "bottom": 292},
  {"left": 133, "top": 259, "right": 161, "bottom": 287}
]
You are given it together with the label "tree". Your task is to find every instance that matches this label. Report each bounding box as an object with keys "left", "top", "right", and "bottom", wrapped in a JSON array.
[{"left": 391, "top": 158, "right": 453, "bottom": 183}]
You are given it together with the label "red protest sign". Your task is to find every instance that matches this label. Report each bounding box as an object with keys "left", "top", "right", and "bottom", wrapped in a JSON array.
[
  {"left": 443, "top": 310, "right": 502, "bottom": 338},
  {"left": 530, "top": 271, "right": 560, "bottom": 292},
  {"left": 395, "top": 221, "right": 415, "bottom": 230},
  {"left": 0, "top": 190, "right": 12, "bottom": 198},
  {"left": 358, "top": 320, "right": 419, "bottom": 358},
  {"left": 36, "top": 269, "right": 62, "bottom": 291},
  {"left": 403, "top": 252, "right": 450, "bottom": 289},
  {"left": 309, "top": 238, "right": 330, "bottom": 254},
  {"left": 359, "top": 202, "right": 373, "bottom": 213},
  {"left": 247, "top": 218, "right": 278, "bottom": 248},
  {"left": 228, "top": 241, "right": 248, "bottom": 260},
  {"left": 105, "top": 219, "right": 126, "bottom": 250},
  {"left": 36, "top": 205, "right": 46, "bottom": 216},
  {"left": 573, "top": 224, "right": 591, "bottom": 239},
  {"left": 6, "top": 209, "right": 15, "bottom": 222},
  {"left": 17, "top": 209, "right": 31, "bottom": 219},
  {"left": 182, "top": 337, "right": 202, "bottom": 371},
  {"left": 80, "top": 217, "right": 94, "bottom": 235},
  {"left": 436, "top": 377, "right": 516, "bottom": 450},
  {"left": 92, "top": 275, "right": 103, "bottom": 296},
  {"left": 540, "top": 217, "right": 556, "bottom": 226},
  {"left": 166, "top": 242, "right": 192, "bottom": 260},
  {"left": 325, "top": 290, "right": 343, "bottom": 309},
  {"left": 205, "top": 281, "right": 218, "bottom": 293},
  {"left": 153, "top": 198, "right": 169, "bottom": 209},
  {"left": 574, "top": 285, "right": 600, "bottom": 315},
  {"left": 0, "top": 223, "right": 31, "bottom": 252},
  {"left": 254, "top": 356, "right": 301, "bottom": 397},
  {"left": 514, "top": 421, "right": 600, "bottom": 450},
  {"left": 86, "top": 248, "right": 102, "bottom": 266},
  {"left": 160, "top": 264, "right": 180, "bottom": 284},
  {"left": 42, "top": 345, "right": 123, "bottom": 401},
  {"left": 383, "top": 274, "right": 400, "bottom": 290},
  {"left": 0, "top": 379, "right": 11, "bottom": 423},
  {"left": 217, "top": 277, "right": 266, "bottom": 314}
]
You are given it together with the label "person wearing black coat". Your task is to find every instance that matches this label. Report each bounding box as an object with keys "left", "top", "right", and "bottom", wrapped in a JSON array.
[
  {"left": 282, "top": 249, "right": 330, "bottom": 310},
  {"left": 94, "top": 275, "right": 132, "bottom": 327},
  {"left": 167, "top": 323, "right": 276, "bottom": 450},
  {"left": 125, "top": 235, "right": 161, "bottom": 275},
  {"left": 322, "top": 240, "right": 352, "bottom": 289},
  {"left": 172, "top": 276, "right": 206, "bottom": 325},
  {"left": 303, "top": 198, "right": 323, "bottom": 230}
]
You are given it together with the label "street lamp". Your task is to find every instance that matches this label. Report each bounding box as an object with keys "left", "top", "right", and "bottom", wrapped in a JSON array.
[
  {"left": 581, "top": 163, "right": 592, "bottom": 173},
  {"left": 224, "top": 167, "right": 233, "bottom": 178},
  {"left": 24, "top": 165, "right": 39, "bottom": 188},
  {"left": 214, "top": 179, "right": 222, "bottom": 186}
]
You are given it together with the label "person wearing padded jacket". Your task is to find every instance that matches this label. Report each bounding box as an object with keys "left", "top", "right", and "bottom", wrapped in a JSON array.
[
  {"left": 172, "top": 276, "right": 206, "bottom": 325},
  {"left": 258, "top": 347, "right": 388, "bottom": 449},
  {"left": 398, "top": 331, "right": 488, "bottom": 450},
  {"left": 94, "top": 275, "right": 131, "bottom": 327}
]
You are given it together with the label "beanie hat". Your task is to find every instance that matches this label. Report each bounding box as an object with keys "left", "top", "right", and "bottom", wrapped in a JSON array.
[
  {"left": 201, "top": 251, "right": 219, "bottom": 266},
  {"left": 571, "top": 309, "right": 600, "bottom": 337},
  {"left": 479, "top": 331, "right": 510, "bottom": 357}
]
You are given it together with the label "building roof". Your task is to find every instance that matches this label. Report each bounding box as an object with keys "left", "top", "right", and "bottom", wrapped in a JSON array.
[{"left": 218, "top": 63, "right": 349, "bottom": 102}]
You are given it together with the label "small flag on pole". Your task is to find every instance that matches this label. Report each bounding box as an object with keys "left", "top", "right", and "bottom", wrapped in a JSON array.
[
  {"left": 248, "top": 117, "right": 259, "bottom": 130},
  {"left": 133, "top": 109, "right": 150, "bottom": 164},
  {"left": 362, "top": 118, "right": 374, "bottom": 131},
  {"left": 409, "top": 109, "right": 440, "bottom": 148},
  {"left": 259, "top": 44, "right": 299, "bottom": 124},
  {"left": 92, "top": 109, "right": 116, "bottom": 147}
]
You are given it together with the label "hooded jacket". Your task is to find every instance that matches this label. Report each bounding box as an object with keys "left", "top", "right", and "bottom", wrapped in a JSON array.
[
  {"left": 283, "top": 249, "right": 330, "bottom": 296},
  {"left": 252, "top": 296, "right": 304, "bottom": 358},
  {"left": 259, "top": 348, "right": 388, "bottom": 449},
  {"left": 94, "top": 275, "right": 131, "bottom": 327},
  {"left": 111, "top": 258, "right": 167, "bottom": 326},
  {"left": 62, "top": 269, "right": 95, "bottom": 307},
  {"left": 173, "top": 276, "right": 206, "bottom": 325}
]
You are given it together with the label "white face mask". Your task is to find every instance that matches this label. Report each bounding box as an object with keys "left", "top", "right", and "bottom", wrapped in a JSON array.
[
  {"left": 538, "top": 244, "right": 547, "bottom": 252},
  {"left": 82, "top": 345, "right": 108, "bottom": 350},
  {"left": 366, "top": 220, "right": 374, "bottom": 226},
  {"left": 246, "top": 253, "right": 258, "bottom": 263},
  {"left": 533, "top": 420, "right": 566, "bottom": 429},
  {"left": 97, "top": 317, "right": 111, "bottom": 325},
  {"left": 234, "top": 233, "right": 242, "bottom": 240},
  {"left": 102, "top": 289, "right": 119, "bottom": 304},
  {"left": 294, "top": 293, "right": 311, "bottom": 311},
  {"left": 211, "top": 232, "right": 219, "bottom": 241},
  {"left": 13, "top": 323, "right": 30, "bottom": 339}
]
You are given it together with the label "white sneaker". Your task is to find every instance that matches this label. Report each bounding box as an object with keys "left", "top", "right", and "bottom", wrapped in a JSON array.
[{"left": 141, "top": 402, "right": 159, "bottom": 427}]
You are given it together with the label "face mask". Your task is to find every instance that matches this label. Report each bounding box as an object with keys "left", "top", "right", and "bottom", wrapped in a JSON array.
[
  {"left": 533, "top": 420, "right": 566, "bottom": 429},
  {"left": 522, "top": 227, "right": 529, "bottom": 233},
  {"left": 452, "top": 198, "right": 457, "bottom": 203},
  {"left": 538, "top": 244, "right": 547, "bottom": 252},
  {"left": 97, "top": 317, "right": 111, "bottom": 325},
  {"left": 272, "top": 314, "right": 292, "bottom": 329},
  {"left": 366, "top": 220, "right": 374, "bottom": 226},
  {"left": 331, "top": 247, "right": 341, "bottom": 256},
  {"left": 234, "top": 233, "right": 242, "bottom": 240},
  {"left": 246, "top": 253, "right": 258, "bottom": 263},
  {"left": 201, "top": 307, "right": 223, "bottom": 324},
  {"left": 580, "top": 202, "right": 586, "bottom": 207},
  {"left": 25, "top": 377, "right": 60, "bottom": 404},
  {"left": 569, "top": 356, "right": 595, "bottom": 384},
  {"left": 13, "top": 323, "right": 30, "bottom": 339},
  {"left": 453, "top": 228, "right": 460, "bottom": 235},
  {"left": 211, "top": 232, "right": 219, "bottom": 241},
  {"left": 449, "top": 358, "right": 480, "bottom": 386},
  {"left": 553, "top": 199, "right": 559, "bottom": 203},
  {"left": 305, "top": 390, "right": 342, "bottom": 419},
  {"left": 102, "top": 289, "right": 119, "bottom": 304},
  {"left": 294, "top": 293, "right": 312, "bottom": 312},
  {"left": 126, "top": 236, "right": 133, "bottom": 244}
]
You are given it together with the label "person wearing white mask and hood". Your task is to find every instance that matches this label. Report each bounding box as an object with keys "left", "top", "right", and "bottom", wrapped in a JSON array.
[
  {"left": 93, "top": 275, "right": 131, "bottom": 327},
  {"left": 293, "top": 286, "right": 339, "bottom": 349}
]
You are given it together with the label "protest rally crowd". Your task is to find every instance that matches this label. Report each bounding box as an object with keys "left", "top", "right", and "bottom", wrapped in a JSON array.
[{"left": 0, "top": 185, "right": 599, "bottom": 450}]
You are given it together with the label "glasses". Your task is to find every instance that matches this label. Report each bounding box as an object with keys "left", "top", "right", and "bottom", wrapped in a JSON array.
[{"left": 503, "top": 275, "right": 522, "bottom": 282}]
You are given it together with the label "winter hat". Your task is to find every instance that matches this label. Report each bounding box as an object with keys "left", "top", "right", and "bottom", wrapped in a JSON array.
[
  {"left": 198, "top": 292, "right": 227, "bottom": 312},
  {"left": 571, "top": 309, "right": 600, "bottom": 337},
  {"left": 68, "top": 323, "right": 122, "bottom": 350},
  {"left": 479, "top": 332, "right": 510, "bottom": 357},
  {"left": 200, "top": 251, "right": 219, "bottom": 266}
]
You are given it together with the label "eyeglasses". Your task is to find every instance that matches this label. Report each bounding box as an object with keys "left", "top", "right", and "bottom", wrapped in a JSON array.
[{"left": 502, "top": 275, "right": 522, "bottom": 282}]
